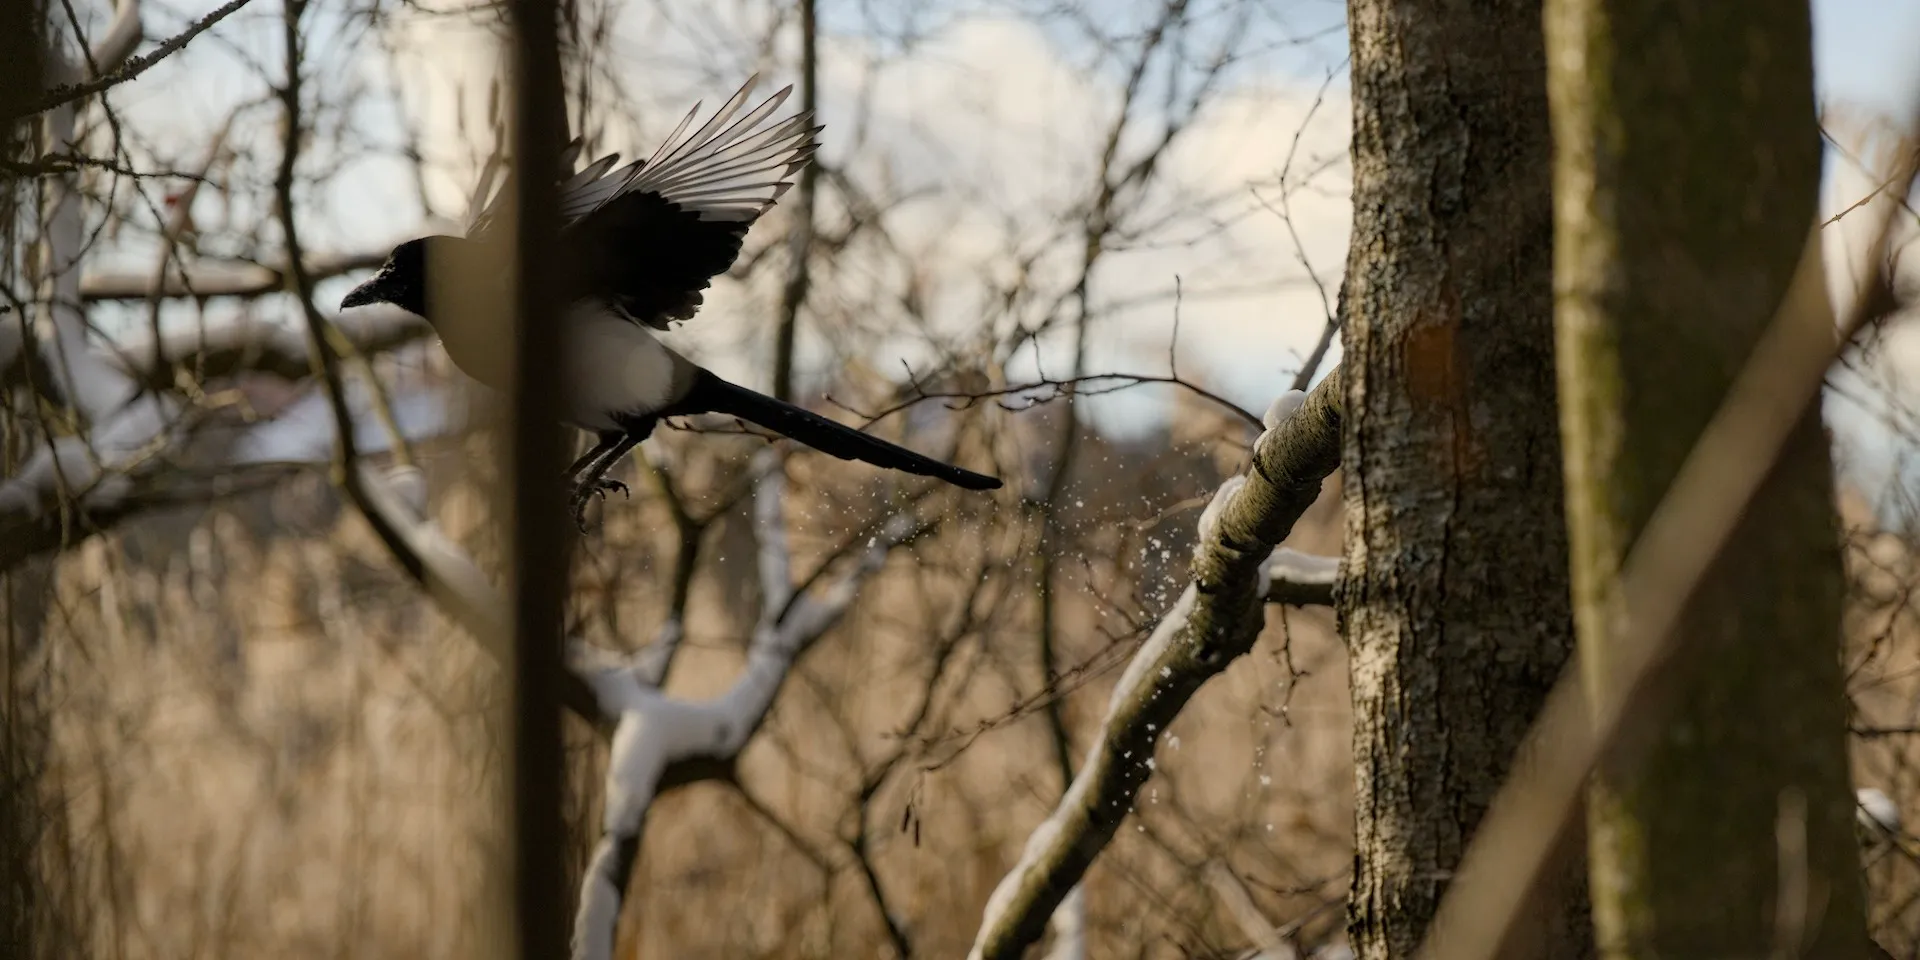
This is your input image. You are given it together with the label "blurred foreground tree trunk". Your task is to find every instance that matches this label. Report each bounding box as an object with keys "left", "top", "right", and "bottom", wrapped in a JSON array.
[
  {"left": 1545, "top": 0, "right": 1867, "bottom": 954},
  {"left": 3, "top": 2, "right": 50, "bottom": 954},
  {"left": 1339, "top": 0, "right": 1592, "bottom": 956}
]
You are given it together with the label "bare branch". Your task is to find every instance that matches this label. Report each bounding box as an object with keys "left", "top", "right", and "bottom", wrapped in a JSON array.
[
  {"left": 1204, "top": 860, "right": 1296, "bottom": 960},
  {"left": 968, "top": 371, "right": 1343, "bottom": 960},
  {"left": 16, "top": 0, "right": 253, "bottom": 122}
]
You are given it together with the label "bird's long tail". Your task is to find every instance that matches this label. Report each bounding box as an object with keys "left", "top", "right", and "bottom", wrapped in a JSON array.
[{"left": 673, "top": 370, "right": 1002, "bottom": 491}]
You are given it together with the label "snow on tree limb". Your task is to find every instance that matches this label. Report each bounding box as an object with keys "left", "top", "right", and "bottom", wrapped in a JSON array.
[
  {"left": 80, "top": 250, "right": 391, "bottom": 301},
  {"left": 967, "top": 369, "right": 1344, "bottom": 960},
  {"left": 0, "top": 372, "right": 453, "bottom": 573},
  {"left": 570, "top": 462, "right": 921, "bottom": 960},
  {"left": 28, "top": 304, "right": 428, "bottom": 386},
  {"left": 1265, "top": 546, "right": 1338, "bottom": 607},
  {"left": 5, "top": 3, "right": 410, "bottom": 568},
  {"left": 0, "top": 16, "right": 434, "bottom": 572},
  {"left": 1042, "top": 886, "right": 1087, "bottom": 960},
  {"left": 1, "top": 3, "right": 203, "bottom": 568}
]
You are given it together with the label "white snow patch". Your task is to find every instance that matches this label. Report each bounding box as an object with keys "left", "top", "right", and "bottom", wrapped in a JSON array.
[
  {"left": 1266, "top": 547, "right": 1339, "bottom": 585},
  {"left": 1195, "top": 476, "right": 1248, "bottom": 557},
  {"left": 1263, "top": 390, "right": 1307, "bottom": 430},
  {"left": 1859, "top": 786, "right": 1901, "bottom": 834}
]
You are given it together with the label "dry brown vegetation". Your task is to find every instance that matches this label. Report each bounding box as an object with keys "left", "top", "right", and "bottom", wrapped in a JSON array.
[
  {"left": 30, "top": 418, "right": 1920, "bottom": 959},
  {"left": 20, "top": 398, "right": 1357, "bottom": 959}
]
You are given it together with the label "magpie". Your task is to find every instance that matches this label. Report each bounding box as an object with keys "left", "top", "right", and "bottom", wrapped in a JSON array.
[{"left": 340, "top": 76, "right": 1001, "bottom": 527}]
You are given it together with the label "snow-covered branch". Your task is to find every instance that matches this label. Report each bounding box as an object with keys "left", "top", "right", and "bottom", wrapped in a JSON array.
[
  {"left": 967, "top": 368, "right": 1344, "bottom": 960},
  {"left": 569, "top": 461, "right": 921, "bottom": 960},
  {"left": 3, "top": 27, "right": 427, "bottom": 570},
  {"left": 36, "top": 0, "right": 148, "bottom": 423},
  {"left": 2, "top": 1, "right": 418, "bottom": 569},
  {"left": 1265, "top": 546, "right": 1338, "bottom": 607},
  {"left": 0, "top": 0, "right": 213, "bottom": 568},
  {"left": 0, "top": 304, "right": 429, "bottom": 393},
  {"left": 1042, "top": 886, "right": 1087, "bottom": 960},
  {"left": 0, "top": 381, "right": 455, "bottom": 572},
  {"left": 79, "top": 250, "right": 389, "bottom": 301}
]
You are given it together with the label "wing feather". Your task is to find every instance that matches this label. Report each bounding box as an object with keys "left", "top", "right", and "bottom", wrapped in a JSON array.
[{"left": 460, "top": 77, "right": 820, "bottom": 331}]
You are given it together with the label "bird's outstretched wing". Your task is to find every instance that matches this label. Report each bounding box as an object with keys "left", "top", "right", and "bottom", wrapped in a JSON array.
[
  {"left": 463, "top": 136, "right": 617, "bottom": 237},
  {"left": 563, "top": 76, "right": 819, "bottom": 329},
  {"left": 464, "top": 76, "right": 819, "bottom": 330}
]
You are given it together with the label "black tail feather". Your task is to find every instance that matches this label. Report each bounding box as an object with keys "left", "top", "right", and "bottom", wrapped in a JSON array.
[{"left": 674, "top": 370, "right": 1002, "bottom": 491}]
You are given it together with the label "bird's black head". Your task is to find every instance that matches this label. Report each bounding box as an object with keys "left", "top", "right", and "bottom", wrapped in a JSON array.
[{"left": 341, "top": 236, "right": 442, "bottom": 317}]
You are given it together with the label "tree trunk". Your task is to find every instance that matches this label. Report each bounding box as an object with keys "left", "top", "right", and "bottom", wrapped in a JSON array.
[
  {"left": 1545, "top": 0, "right": 1868, "bottom": 954},
  {"left": 5, "top": 5, "right": 50, "bottom": 955},
  {"left": 1339, "top": 1, "right": 1591, "bottom": 957}
]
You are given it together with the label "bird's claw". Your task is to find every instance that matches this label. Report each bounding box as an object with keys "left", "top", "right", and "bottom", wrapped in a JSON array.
[{"left": 569, "top": 478, "right": 630, "bottom": 532}]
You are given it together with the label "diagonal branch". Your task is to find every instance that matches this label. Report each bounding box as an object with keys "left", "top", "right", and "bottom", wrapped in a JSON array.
[
  {"left": 16, "top": 0, "right": 251, "bottom": 122},
  {"left": 967, "top": 370, "right": 1344, "bottom": 960}
]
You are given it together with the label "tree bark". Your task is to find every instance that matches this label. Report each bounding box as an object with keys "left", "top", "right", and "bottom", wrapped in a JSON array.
[
  {"left": 1339, "top": 0, "right": 1591, "bottom": 956},
  {"left": 1545, "top": 0, "right": 1868, "bottom": 955}
]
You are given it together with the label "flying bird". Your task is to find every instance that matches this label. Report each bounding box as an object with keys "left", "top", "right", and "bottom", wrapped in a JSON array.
[{"left": 341, "top": 76, "right": 1001, "bottom": 528}]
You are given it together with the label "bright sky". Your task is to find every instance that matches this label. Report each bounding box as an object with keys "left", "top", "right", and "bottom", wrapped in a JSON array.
[{"left": 1817, "top": 0, "right": 1920, "bottom": 117}]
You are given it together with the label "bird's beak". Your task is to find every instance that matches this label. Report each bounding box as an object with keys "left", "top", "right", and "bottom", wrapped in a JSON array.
[{"left": 340, "top": 272, "right": 393, "bottom": 310}]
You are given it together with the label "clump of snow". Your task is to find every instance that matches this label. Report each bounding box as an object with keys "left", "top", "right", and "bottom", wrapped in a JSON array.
[
  {"left": 1195, "top": 476, "right": 1248, "bottom": 556},
  {"left": 1859, "top": 786, "right": 1901, "bottom": 834},
  {"left": 384, "top": 464, "right": 429, "bottom": 520},
  {"left": 1267, "top": 547, "right": 1340, "bottom": 584},
  {"left": 1264, "top": 390, "right": 1307, "bottom": 430}
]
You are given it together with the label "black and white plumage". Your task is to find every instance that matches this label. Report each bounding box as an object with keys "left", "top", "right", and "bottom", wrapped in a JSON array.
[{"left": 341, "top": 76, "right": 1001, "bottom": 525}]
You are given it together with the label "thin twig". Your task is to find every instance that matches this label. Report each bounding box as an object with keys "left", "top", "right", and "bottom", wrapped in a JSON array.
[{"left": 16, "top": 0, "right": 255, "bottom": 122}]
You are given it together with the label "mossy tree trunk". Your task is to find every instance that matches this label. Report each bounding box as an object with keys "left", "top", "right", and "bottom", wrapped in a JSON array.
[
  {"left": 1339, "top": 0, "right": 1592, "bottom": 956},
  {"left": 1545, "top": 0, "right": 1868, "bottom": 954}
]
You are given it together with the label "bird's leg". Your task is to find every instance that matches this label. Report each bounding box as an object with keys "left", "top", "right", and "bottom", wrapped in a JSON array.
[
  {"left": 569, "top": 432, "right": 641, "bottom": 531},
  {"left": 567, "top": 431, "right": 630, "bottom": 510},
  {"left": 567, "top": 432, "right": 623, "bottom": 480}
]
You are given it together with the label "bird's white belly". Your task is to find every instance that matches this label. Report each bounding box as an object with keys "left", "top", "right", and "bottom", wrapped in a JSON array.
[
  {"left": 558, "top": 307, "right": 682, "bottom": 432},
  {"left": 433, "top": 301, "right": 682, "bottom": 433}
]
